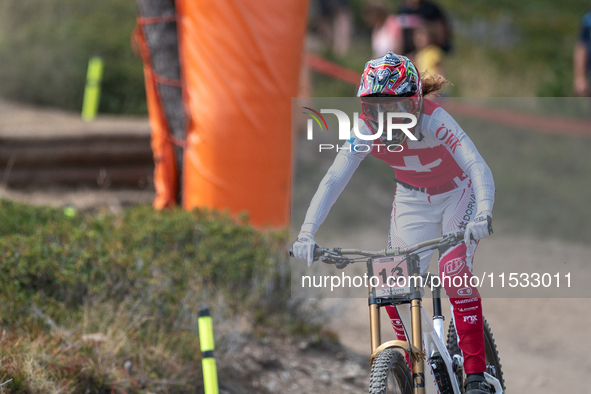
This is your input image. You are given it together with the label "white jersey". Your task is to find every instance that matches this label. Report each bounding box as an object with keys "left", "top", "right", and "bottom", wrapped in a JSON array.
[{"left": 300, "top": 99, "right": 495, "bottom": 234}]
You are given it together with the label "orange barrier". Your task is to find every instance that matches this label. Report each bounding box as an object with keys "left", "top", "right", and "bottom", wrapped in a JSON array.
[
  {"left": 134, "top": 25, "right": 179, "bottom": 209},
  {"left": 177, "top": 0, "right": 308, "bottom": 227},
  {"left": 306, "top": 53, "right": 361, "bottom": 85},
  {"left": 440, "top": 99, "right": 591, "bottom": 138}
]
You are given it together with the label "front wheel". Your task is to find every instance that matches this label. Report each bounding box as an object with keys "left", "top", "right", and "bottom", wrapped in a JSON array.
[
  {"left": 446, "top": 317, "right": 505, "bottom": 393},
  {"left": 369, "top": 348, "right": 413, "bottom": 394}
]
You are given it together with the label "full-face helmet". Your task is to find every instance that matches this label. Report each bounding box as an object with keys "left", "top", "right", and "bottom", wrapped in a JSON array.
[{"left": 357, "top": 52, "right": 423, "bottom": 146}]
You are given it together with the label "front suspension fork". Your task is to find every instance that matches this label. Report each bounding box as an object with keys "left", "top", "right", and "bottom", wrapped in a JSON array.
[{"left": 369, "top": 254, "right": 426, "bottom": 394}]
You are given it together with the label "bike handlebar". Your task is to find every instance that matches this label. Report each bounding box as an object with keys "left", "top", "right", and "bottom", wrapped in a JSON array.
[{"left": 289, "top": 231, "right": 467, "bottom": 263}]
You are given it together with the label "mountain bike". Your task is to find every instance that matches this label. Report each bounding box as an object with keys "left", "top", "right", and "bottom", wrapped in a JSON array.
[{"left": 291, "top": 231, "right": 505, "bottom": 394}]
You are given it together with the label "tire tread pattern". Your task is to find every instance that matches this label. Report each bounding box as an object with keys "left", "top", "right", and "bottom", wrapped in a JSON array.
[{"left": 369, "top": 348, "right": 413, "bottom": 394}]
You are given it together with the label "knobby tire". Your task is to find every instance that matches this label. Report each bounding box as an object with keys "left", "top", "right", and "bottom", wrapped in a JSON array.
[{"left": 369, "top": 348, "right": 413, "bottom": 394}]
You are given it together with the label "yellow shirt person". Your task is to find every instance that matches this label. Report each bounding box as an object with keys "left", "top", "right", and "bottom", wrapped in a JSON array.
[{"left": 415, "top": 44, "right": 443, "bottom": 76}]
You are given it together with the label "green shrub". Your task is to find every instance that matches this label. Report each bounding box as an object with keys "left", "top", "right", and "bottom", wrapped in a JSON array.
[
  {"left": 0, "top": 200, "right": 304, "bottom": 392},
  {"left": 0, "top": 200, "right": 292, "bottom": 325}
]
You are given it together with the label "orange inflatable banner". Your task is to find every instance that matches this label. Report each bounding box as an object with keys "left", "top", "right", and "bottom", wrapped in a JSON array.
[
  {"left": 134, "top": 25, "right": 179, "bottom": 209},
  {"left": 176, "top": 0, "right": 308, "bottom": 227}
]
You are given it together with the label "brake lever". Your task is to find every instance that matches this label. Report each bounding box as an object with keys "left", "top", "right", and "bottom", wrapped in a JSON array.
[
  {"left": 318, "top": 247, "right": 351, "bottom": 268},
  {"left": 288, "top": 245, "right": 331, "bottom": 260},
  {"left": 320, "top": 255, "right": 351, "bottom": 269},
  {"left": 440, "top": 231, "right": 466, "bottom": 247},
  {"left": 290, "top": 246, "right": 351, "bottom": 268}
]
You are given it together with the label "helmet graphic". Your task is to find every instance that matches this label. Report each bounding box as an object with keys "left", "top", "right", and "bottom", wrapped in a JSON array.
[{"left": 357, "top": 52, "right": 422, "bottom": 146}]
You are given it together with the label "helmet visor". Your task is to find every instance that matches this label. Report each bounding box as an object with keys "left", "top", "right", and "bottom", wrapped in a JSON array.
[
  {"left": 360, "top": 97, "right": 419, "bottom": 145},
  {"left": 361, "top": 97, "right": 419, "bottom": 121}
]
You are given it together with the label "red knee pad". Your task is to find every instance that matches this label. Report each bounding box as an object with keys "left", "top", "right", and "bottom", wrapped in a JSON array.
[{"left": 438, "top": 242, "right": 481, "bottom": 299}]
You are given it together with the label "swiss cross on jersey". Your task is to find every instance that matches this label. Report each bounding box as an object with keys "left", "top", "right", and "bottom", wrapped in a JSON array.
[
  {"left": 361, "top": 99, "right": 467, "bottom": 188},
  {"left": 369, "top": 132, "right": 464, "bottom": 188},
  {"left": 391, "top": 156, "right": 442, "bottom": 173}
]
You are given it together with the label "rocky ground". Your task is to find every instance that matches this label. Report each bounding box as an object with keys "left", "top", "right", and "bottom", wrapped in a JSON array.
[{"left": 217, "top": 334, "right": 369, "bottom": 394}]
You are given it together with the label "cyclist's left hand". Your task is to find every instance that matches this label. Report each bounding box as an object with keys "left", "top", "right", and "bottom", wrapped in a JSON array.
[{"left": 464, "top": 211, "right": 493, "bottom": 246}]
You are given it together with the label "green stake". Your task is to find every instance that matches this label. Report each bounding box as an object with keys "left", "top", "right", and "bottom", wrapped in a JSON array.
[
  {"left": 81, "top": 56, "right": 103, "bottom": 122},
  {"left": 198, "top": 307, "right": 219, "bottom": 394}
]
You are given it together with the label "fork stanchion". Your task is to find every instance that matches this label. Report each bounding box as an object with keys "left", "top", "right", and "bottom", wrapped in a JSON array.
[
  {"left": 369, "top": 303, "right": 381, "bottom": 353},
  {"left": 198, "top": 307, "right": 219, "bottom": 394},
  {"left": 409, "top": 254, "right": 426, "bottom": 394}
]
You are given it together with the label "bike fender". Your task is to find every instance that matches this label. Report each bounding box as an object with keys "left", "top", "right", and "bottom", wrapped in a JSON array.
[{"left": 370, "top": 340, "right": 425, "bottom": 367}]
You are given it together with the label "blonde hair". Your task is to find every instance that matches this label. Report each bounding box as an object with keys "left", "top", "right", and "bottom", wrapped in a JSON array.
[{"left": 421, "top": 73, "right": 452, "bottom": 97}]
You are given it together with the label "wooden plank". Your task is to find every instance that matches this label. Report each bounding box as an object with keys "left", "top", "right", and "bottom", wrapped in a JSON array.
[
  {"left": 5, "top": 165, "right": 154, "bottom": 188},
  {"left": 0, "top": 136, "right": 153, "bottom": 167}
]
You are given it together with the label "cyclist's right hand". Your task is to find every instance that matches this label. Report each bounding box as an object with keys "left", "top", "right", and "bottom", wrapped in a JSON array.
[{"left": 292, "top": 232, "right": 317, "bottom": 267}]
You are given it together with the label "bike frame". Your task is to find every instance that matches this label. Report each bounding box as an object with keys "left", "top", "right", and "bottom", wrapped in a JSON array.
[{"left": 305, "top": 233, "right": 504, "bottom": 394}]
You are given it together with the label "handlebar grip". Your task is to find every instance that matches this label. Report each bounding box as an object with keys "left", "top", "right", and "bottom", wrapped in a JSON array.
[
  {"left": 455, "top": 231, "right": 477, "bottom": 242},
  {"left": 313, "top": 245, "right": 323, "bottom": 260},
  {"left": 289, "top": 245, "right": 322, "bottom": 260}
]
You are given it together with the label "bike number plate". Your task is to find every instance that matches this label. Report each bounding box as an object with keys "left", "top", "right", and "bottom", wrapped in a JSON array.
[{"left": 370, "top": 255, "right": 412, "bottom": 297}]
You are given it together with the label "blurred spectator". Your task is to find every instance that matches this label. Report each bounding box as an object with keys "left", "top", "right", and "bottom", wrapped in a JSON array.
[
  {"left": 397, "top": 0, "right": 452, "bottom": 56},
  {"left": 412, "top": 21, "right": 444, "bottom": 77},
  {"left": 362, "top": 0, "right": 402, "bottom": 57},
  {"left": 574, "top": 12, "right": 591, "bottom": 96},
  {"left": 315, "top": 0, "right": 353, "bottom": 56}
]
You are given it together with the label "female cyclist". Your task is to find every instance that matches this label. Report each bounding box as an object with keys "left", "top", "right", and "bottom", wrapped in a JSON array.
[{"left": 292, "top": 52, "right": 495, "bottom": 394}]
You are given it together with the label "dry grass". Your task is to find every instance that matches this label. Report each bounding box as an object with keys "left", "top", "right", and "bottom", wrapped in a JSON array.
[{"left": 0, "top": 298, "right": 205, "bottom": 393}]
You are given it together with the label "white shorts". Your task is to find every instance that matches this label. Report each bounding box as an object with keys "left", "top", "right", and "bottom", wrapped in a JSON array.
[{"left": 387, "top": 177, "right": 477, "bottom": 274}]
